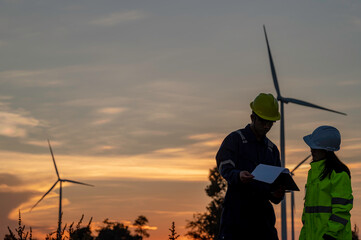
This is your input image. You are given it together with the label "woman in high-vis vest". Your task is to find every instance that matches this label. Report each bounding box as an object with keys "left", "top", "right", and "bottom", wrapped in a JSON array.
[{"left": 299, "top": 126, "right": 353, "bottom": 240}]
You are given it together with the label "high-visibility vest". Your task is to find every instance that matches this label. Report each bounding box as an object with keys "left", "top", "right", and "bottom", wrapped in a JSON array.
[{"left": 299, "top": 159, "right": 353, "bottom": 240}]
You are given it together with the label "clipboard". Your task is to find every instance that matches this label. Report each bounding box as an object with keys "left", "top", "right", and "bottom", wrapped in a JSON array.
[{"left": 251, "top": 164, "right": 300, "bottom": 191}]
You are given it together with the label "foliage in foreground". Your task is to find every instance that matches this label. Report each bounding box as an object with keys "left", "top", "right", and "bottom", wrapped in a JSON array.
[
  {"left": 4, "top": 210, "right": 32, "bottom": 240},
  {"left": 45, "top": 214, "right": 92, "bottom": 240},
  {"left": 186, "top": 167, "right": 226, "bottom": 240},
  {"left": 95, "top": 216, "right": 149, "bottom": 240},
  {"left": 6, "top": 213, "right": 150, "bottom": 240},
  {"left": 353, "top": 224, "right": 359, "bottom": 240},
  {"left": 133, "top": 215, "right": 149, "bottom": 239},
  {"left": 168, "top": 222, "right": 180, "bottom": 240}
]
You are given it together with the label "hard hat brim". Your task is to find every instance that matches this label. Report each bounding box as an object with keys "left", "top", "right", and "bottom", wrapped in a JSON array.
[
  {"left": 303, "top": 134, "right": 340, "bottom": 151},
  {"left": 303, "top": 135, "right": 318, "bottom": 149}
]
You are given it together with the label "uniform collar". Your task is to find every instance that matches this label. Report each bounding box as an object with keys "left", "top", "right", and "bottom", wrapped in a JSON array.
[
  {"left": 244, "top": 124, "right": 268, "bottom": 145},
  {"left": 310, "top": 159, "right": 326, "bottom": 173},
  {"left": 309, "top": 159, "right": 326, "bottom": 180},
  {"left": 310, "top": 159, "right": 326, "bottom": 166}
]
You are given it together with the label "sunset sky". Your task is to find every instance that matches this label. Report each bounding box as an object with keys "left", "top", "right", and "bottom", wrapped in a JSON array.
[{"left": 1, "top": 1, "right": 361, "bottom": 239}]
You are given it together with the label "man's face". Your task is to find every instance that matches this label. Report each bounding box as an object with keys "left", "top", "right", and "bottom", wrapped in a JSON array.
[{"left": 252, "top": 114, "right": 275, "bottom": 137}]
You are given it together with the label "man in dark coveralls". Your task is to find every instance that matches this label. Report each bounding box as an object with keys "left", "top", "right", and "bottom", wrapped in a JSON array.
[{"left": 216, "top": 93, "right": 285, "bottom": 240}]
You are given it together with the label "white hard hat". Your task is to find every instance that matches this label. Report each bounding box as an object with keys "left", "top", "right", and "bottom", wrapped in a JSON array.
[{"left": 303, "top": 126, "right": 341, "bottom": 151}]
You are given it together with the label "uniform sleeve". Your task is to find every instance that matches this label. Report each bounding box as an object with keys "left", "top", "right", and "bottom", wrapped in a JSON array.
[
  {"left": 324, "top": 171, "right": 353, "bottom": 239},
  {"left": 216, "top": 133, "right": 241, "bottom": 185}
]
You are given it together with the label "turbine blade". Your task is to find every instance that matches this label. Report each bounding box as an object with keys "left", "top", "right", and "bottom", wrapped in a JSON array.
[
  {"left": 62, "top": 179, "right": 94, "bottom": 187},
  {"left": 263, "top": 25, "right": 281, "bottom": 98},
  {"left": 291, "top": 154, "right": 311, "bottom": 174},
  {"left": 31, "top": 180, "right": 59, "bottom": 211},
  {"left": 284, "top": 97, "right": 347, "bottom": 116},
  {"left": 47, "top": 139, "right": 60, "bottom": 179}
]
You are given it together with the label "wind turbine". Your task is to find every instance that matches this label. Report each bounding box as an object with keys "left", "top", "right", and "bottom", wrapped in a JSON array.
[
  {"left": 290, "top": 154, "right": 311, "bottom": 240},
  {"left": 31, "top": 139, "right": 94, "bottom": 240},
  {"left": 263, "top": 25, "right": 346, "bottom": 240}
]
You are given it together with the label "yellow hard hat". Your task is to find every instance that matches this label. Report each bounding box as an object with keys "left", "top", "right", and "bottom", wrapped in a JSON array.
[{"left": 250, "top": 93, "right": 281, "bottom": 121}]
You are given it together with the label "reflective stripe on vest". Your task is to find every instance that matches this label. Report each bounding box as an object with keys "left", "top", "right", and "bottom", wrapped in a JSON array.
[
  {"left": 332, "top": 197, "right": 353, "bottom": 205},
  {"left": 267, "top": 140, "right": 274, "bottom": 152},
  {"left": 236, "top": 130, "right": 273, "bottom": 152},
  {"left": 305, "top": 206, "right": 332, "bottom": 213},
  {"left": 330, "top": 214, "right": 348, "bottom": 225},
  {"left": 236, "top": 130, "right": 247, "bottom": 143},
  {"left": 219, "top": 159, "right": 235, "bottom": 173}
]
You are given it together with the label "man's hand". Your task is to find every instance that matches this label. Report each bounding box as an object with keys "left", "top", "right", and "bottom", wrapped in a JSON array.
[
  {"left": 239, "top": 171, "right": 254, "bottom": 183},
  {"left": 271, "top": 186, "right": 285, "bottom": 199}
]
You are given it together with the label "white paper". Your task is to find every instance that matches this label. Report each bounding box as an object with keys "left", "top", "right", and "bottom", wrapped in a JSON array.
[{"left": 251, "top": 164, "right": 290, "bottom": 184}]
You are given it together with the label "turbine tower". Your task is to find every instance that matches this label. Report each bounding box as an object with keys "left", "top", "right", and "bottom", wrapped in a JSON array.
[
  {"left": 290, "top": 154, "right": 311, "bottom": 240},
  {"left": 263, "top": 25, "right": 346, "bottom": 240},
  {"left": 31, "top": 139, "right": 94, "bottom": 240}
]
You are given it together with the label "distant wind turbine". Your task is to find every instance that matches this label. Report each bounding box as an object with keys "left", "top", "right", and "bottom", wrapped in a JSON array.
[
  {"left": 263, "top": 25, "right": 346, "bottom": 240},
  {"left": 31, "top": 139, "right": 94, "bottom": 240}
]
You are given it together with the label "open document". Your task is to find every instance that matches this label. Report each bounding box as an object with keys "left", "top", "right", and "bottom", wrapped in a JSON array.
[{"left": 251, "top": 164, "right": 299, "bottom": 191}]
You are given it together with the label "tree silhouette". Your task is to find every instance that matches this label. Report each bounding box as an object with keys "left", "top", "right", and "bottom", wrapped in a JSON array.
[
  {"left": 168, "top": 222, "right": 180, "bottom": 240},
  {"left": 68, "top": 215, "right": 93, "bottom": 240},
  {"left": 4, "top": 214, "right": 151, "bottom": 240},
  {"left": 45, "top": 212, "right": 66, "bottom": 240},
  {"left": 45, "top": 215, "right": 93, "bottom": 240},
  {"left": 133, "top": 215, "right": 149, "bottom": 239},
  {"left": 96, "top": 219, "right": 135, "bottom": 240},
  {"left": 186, "top": 167, "right": 226, "bottom": 240},
  {"left": 353, "top": 224, "right": 359, "bottom": 240},
  {"left": 5, "top": 210, "right": 32, "bottom": 240}
]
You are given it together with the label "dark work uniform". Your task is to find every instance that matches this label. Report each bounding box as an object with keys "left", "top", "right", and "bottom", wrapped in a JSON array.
[{"left": 216, "top": 124, "right": 282, "bottom": 240}]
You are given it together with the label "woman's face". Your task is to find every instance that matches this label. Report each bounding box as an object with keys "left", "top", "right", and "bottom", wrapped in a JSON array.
[{"left": 311, "top": 148, "right": 327, "bottom": 161}]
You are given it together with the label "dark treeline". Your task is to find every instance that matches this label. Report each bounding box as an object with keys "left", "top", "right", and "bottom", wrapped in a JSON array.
[
  {"left": 5, "top": 212, "right": 185, "bottom": 240},
  {"left": 5, "top": 213, "right": 151, "bottom": 240}
]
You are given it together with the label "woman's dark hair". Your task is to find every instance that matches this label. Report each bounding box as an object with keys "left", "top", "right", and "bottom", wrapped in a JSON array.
[{"left": 320, "top": 151, "right": 351, "bottom": 180}]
